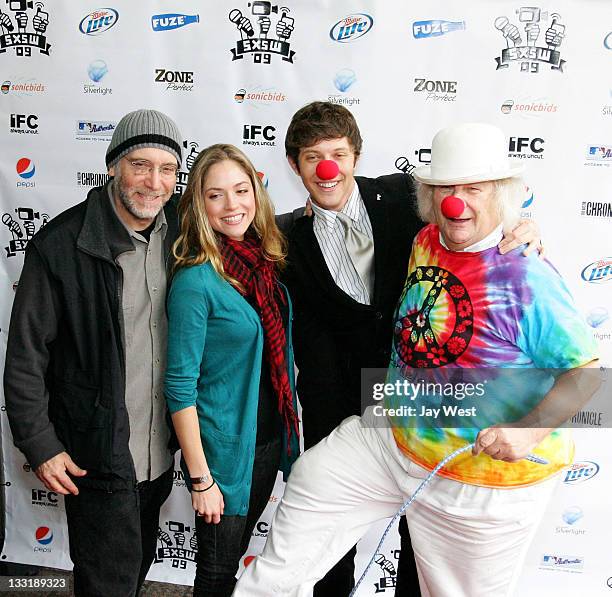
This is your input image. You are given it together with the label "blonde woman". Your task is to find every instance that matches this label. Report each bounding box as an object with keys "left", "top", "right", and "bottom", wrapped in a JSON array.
[{"left": 164, "top": 144, "right": 299, "bottom": 596}]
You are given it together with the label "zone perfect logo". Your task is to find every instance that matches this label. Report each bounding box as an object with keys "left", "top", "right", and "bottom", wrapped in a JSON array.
[
  {"left": 413, "top": 19, "right": 466, "bottom": 39},
  {"left": 563, "top": 460, "right": 600, "bottom": 484},
  {"left": 330, "top": 14, "right": 373, "bottom": 43},
  {"left": 413, "top": 78, "right": 457, "bottom": 102},
  {"left": 151, "top": 13, "right": 199, "bottom": 32},
  {"left": 155, "top": 69, "right": 194, "bottom": 92},
  {"left": 79, "top": 8, "right": 118, "bottom": 36},
  {"left": 581, "top": 259, "right": 612, "bottom": 284}
]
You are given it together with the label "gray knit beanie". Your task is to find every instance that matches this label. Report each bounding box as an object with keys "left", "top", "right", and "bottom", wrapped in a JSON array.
[{"left": 105, "top": 109, "right": 182, "bottom": 168}]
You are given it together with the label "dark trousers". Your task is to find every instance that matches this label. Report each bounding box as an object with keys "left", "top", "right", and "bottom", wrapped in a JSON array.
[
  {"left": 64, "top": 466, "right": 173, "bottom": 597},
  {"left": 193, "top": 438, "right": 281, "bottom": 597}
]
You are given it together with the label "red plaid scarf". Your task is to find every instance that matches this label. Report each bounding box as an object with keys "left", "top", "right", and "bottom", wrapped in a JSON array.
[{"left": 219, "top": 233, "right": 299, "bottom": 454}]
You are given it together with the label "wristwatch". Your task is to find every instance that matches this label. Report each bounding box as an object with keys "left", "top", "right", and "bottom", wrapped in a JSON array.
[{"left": 190, "top": 474, "right": 211, "bottom": 485}]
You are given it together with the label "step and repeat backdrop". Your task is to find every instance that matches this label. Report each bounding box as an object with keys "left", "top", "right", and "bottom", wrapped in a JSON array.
[{"left": 1, "top": 1, "right": 611, "bottom": 594}]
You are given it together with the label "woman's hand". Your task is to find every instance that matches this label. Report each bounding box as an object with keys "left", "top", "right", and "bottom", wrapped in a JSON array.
[
  {"left": 192, "top": 482, "right": 225, "bottom": 524},
  {"left": 472, "top": 426, "right": 546, "bottom": 462}
]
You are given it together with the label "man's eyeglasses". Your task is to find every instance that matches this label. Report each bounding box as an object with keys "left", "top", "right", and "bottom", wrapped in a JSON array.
[{"left": 126, "top": 159, "right": 178, "bottom": 178}]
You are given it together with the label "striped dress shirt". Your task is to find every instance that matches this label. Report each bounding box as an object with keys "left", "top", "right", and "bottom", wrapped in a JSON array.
[{"left": 311, "top": 183, "right": 374, "bottom": 305}]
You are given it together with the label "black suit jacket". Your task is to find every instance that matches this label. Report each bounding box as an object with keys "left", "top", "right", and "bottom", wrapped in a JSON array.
[{"left": 283, "top": 174, "right": 423, "bottom": 448}]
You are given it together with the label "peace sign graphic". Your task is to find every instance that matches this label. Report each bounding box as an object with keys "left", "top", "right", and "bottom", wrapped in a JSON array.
[{"left": 393, "top": 266, "right": 473, "bottom": 368}]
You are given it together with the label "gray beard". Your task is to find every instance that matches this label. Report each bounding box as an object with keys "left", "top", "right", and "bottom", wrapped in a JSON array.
[{"left": 114, "top": 171, "right": 164, "bottom": 221}]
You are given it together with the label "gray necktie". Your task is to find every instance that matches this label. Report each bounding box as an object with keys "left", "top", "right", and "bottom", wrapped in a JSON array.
[{"left": 336, "top": 211, "right": 374, "bottom": 299}]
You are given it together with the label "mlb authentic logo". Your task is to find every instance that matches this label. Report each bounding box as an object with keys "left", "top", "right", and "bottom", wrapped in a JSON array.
[
  {"left": 228, "top": 2, "right": 295, "bottom": 64},
  {"left": 2, "top": 205, "right": 49, "bottom": 257},
  {"left": 0, "top": 1, "right": 50, "bottom": 57},
  {"left": 494, "top": 7, "right": 566, "bottom": 73}
]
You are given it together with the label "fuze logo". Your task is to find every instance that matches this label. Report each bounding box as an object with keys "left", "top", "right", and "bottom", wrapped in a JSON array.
[
  {"left": 581, "top": 259, "right": 612, "bottom": 284},
  {"left": 330, "top": 14, "right": 373, "bottom": 43},
  {"left": 79, "top": 8, "right": 118, "bottom": 35},
  {"left": 35, "top": 526, "right": 53, "bottom": 545},
  {"left": 152, "top": 14, "right": 199, "bottom": 31},
  {"left": 16, "top": 157, "right": 35, "bottom": 179},
  {"left": 413, "top": 20, "right": 466, "bottom": 39},
  {"left": 563, "top": 461, "right": 600, "bottom": 484}
]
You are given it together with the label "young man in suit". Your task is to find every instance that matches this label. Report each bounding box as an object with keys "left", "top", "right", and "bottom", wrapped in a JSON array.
[
  {"left": 273, "top": 102, "right": 539, "bottom": 596},
  {"left": 280, "top": 101, "right": 421, "bottom": 596}
]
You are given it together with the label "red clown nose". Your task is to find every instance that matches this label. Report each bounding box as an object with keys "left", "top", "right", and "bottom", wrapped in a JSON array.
[
  {"left": 441, "top": 195, "right": 465, "bottom": 218},
  {"left": 316, "top": 160, "right": 339, "bottom": 180}
]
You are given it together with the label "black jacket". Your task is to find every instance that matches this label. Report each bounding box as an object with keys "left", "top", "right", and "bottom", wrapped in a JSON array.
[
  {"left": 3, "top": 182, "right": 179, "bottom": 490},
  {"left": 283, "top": 174, "right": 423, "bottom": 448}
]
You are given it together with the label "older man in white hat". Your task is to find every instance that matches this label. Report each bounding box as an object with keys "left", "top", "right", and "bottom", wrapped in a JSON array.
[{"left": 232, "top": 123, "right": 598, "bottom": 597}]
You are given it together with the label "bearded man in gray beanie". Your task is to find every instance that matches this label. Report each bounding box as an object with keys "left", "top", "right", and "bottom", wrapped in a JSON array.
[{"left": 4, "top": 109, "right": 183, "bottom": 596}]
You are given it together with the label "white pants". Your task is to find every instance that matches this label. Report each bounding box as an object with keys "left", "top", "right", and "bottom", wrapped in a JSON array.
[{"left": 233, "top": 413, "right": 559, "bottom": 597}]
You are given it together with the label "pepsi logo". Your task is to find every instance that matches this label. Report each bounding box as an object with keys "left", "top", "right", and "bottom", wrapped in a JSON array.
[
  {"left": 256, "top": 171, "right": 269, "bottom": 189},
  {"left": 16, "top": 158, "right": 35, "bottom": 179},
  {"left": 35, "top": 526, "right": 53, "bottom": 545}
]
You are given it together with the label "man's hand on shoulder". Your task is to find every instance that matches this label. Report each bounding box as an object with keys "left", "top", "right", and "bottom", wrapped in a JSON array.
[
  {"left": 498, "top": 218, "right": 544, "bottom": 257},
  {"left": 35, "top": 451, "right": 87, "bottom": 496}
]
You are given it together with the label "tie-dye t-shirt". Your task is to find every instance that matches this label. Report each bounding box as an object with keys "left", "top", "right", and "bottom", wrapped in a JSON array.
[{"left": 387, "top": 224, "right": 598, "bottom": 488}]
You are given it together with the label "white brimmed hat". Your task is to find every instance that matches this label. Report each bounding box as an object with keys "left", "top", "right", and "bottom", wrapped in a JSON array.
[{"left": 413, "top": 122, "right": 524, "bottom": 185}]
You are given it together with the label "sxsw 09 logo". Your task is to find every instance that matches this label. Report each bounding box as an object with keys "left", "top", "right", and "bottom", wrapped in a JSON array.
[
  {"left": 0, "top": 1, "right": 50, "bottom": 56},
  {"left": 228, "top": 2, "right": 296, "bottom": 64},
  {"left": 494, "top": 7, "right": 566, "bottom": 73}
]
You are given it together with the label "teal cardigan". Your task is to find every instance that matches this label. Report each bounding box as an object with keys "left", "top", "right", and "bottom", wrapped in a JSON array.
[{"left": 164, "top": 262, "right": 299, "bottom": 516}]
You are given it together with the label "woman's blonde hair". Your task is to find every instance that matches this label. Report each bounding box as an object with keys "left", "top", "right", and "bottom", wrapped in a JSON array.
[{"left": 173, "top": 144, "right": 286, "bottom": 287}]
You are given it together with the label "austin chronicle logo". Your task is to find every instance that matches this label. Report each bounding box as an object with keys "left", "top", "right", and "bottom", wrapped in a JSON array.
[
  {"left": 228, "top": 2, "right": 295, "bottom": 64},
  {"left": 0, "top": 1, "right": 50, "bottom": 56},
  {"left": 494, "top": 7, "right": 565, "bottom": 73}
]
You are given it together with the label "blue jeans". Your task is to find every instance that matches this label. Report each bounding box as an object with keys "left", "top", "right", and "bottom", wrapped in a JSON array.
[
  {"left": 193, "top": 438, "right": 281, "bottom": 597},
  {"left": 64, "top": 466, "right": 173, "bottom": 597}
]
